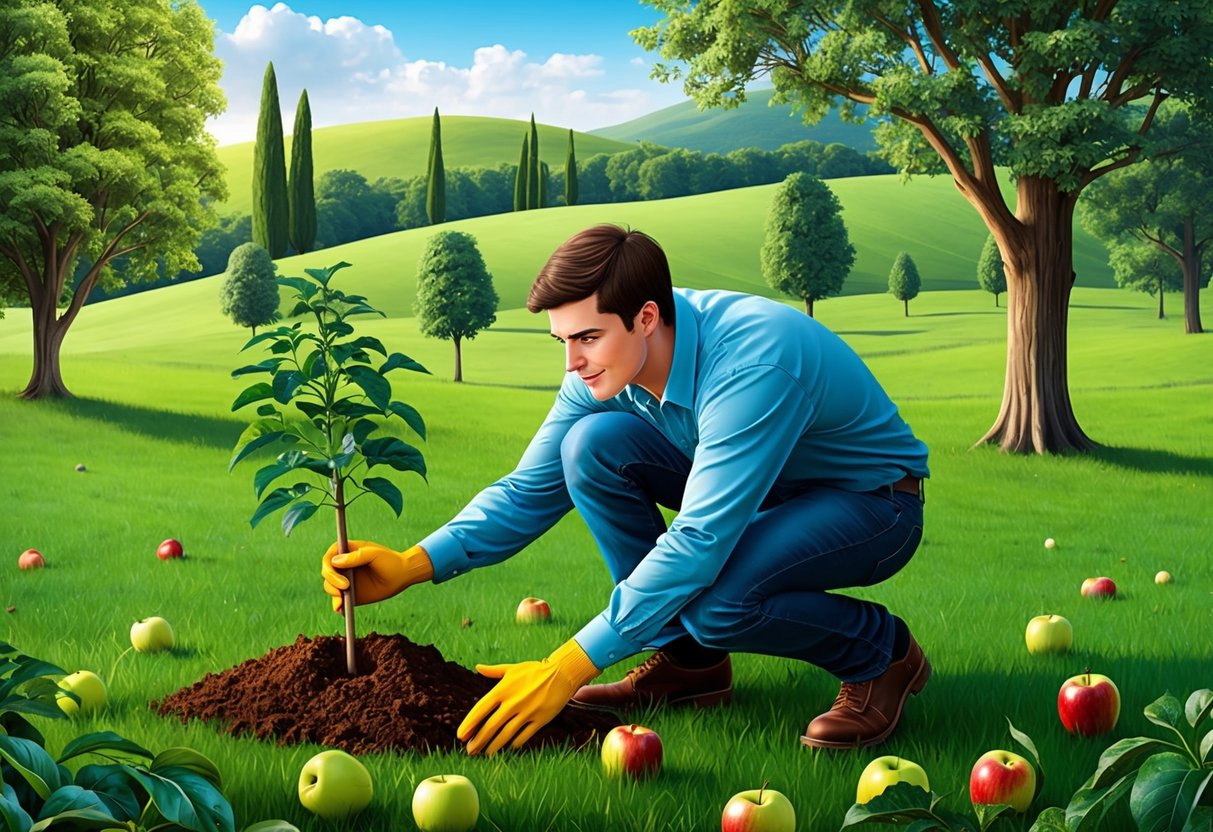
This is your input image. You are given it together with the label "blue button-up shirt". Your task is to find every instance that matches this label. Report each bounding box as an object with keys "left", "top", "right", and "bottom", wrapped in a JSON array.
[{"left": 420, "top": 288, "right": 929, "bottom": 669}]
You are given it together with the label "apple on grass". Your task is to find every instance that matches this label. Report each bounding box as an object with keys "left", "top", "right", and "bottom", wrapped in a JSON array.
[
  {"left": 1025, "top": 614, "right": 1072, "bottom": 655},
  {"left": 721, "top": 781, "right": 796, "bottom": 832},
  {"left": 56, "top": 671, "right": 107, "bottom": 717},
  {"left": 856, "top": 756, "right": 930, "bottom": 804},
  {"left": 1080, "top": 577, "right": 1116, "bottom": 599},
  {"left": 1044, "top": 538, "right": 1056, "bottom": 549},
  {"left": 1058, "top": 671, "right": 1121, "bottom": 736},
  {"left": 18, "top": 549, "right": 45, "bottom": 570},
  {"left": 969, "top": 750, "right": 1037, "bottom": 813},
  {"left": 297, "top": 749, "right": 372, "bottom": 820},
  {"left": 130, "top": 617, "right": 174, "bottom": 653},
  {"left": 515, "top": 596, "right": 551, "bottom": 624},
  {"left": 601, "top": 723, "right": 662, "bottom": 779},
  {"left": 412, "top": 774, "right": 479, "bottom": 832},
  {"left": 1155, "top": 570, "right": 1173, "bottom": 585},
  {"left": 156, "top": 538, "right": 184, "bottom": 560}
]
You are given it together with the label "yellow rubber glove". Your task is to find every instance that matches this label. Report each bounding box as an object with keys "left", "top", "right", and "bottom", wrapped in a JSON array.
[
  {"left": 457, "top": 639, "right": 600, "bottom": 756},
  {"left": 321, "top": 540, "right": 434, "bottom": 613}
]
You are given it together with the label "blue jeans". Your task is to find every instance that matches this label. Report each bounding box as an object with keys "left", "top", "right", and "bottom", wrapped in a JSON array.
[{"left": 562, "top": 412, "right": 923, "bottom": 683}]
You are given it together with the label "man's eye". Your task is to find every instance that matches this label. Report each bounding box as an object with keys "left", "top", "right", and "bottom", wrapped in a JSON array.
[{"left": 581, "top": 336, "right": 598, "bottom": 344}]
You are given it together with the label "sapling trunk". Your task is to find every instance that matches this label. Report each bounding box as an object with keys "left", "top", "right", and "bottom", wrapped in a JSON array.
[{"left": 333, "top": 475, "right": 358, "bottom": 676}]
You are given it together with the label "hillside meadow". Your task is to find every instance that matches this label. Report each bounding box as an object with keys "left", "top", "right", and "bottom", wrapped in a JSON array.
[{"left": 1, "top": 181, "right": 1209, "bottom": 831}]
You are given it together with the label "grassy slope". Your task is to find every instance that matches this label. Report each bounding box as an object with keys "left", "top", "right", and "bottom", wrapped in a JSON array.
[
  {"left": 214, "top": 115, "right": 636, "bottom": 217},
  {"left": 589, "top": 88, "right": 879, "bottom": 154}
]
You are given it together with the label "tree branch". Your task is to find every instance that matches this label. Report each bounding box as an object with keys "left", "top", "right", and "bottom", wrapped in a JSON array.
[
  {"left": 871, "top": 12, "right": 933, "bottom": 74},
  {"left": 59, "top": 212, "right": 150, "bottom": 327},
  {"left": 914, "top": 0, "right": 963, "bottom": 70},
  {"left": 974, "top": 53, "right": 1019, "bottom": 113}
]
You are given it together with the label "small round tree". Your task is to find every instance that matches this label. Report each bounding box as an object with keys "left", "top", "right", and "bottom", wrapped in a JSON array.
[
  {"left": 760, "top": 172, "right": 855, "bottom": 316},
  {"left": 414, "top": 231, "right": 499, "bottom": 382},
  {"left": 978, "top": 235, "right": 1008, "bottom": 308},
  {"left": 221, "top": 242, "right": 280, "bottom": 335},
  {"left": 887, "top": 252, "right": 921, "bottom": 317}
]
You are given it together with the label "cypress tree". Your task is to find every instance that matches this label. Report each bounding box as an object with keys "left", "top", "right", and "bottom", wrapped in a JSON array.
[
  {"left": 527, "top": 114, "right": 540, "bottom": 209},
  {"left": 565, "top": 128, "right": 578, "bottom": 206},
  {"left": 514, "top": 132, "right": 528, "bottom": 211},
  {"left": 288, "top": 89, "right": 316, "bottom": 254},
  {"left": 427, "top": 107, "right": 446, "bottom": 224},
  {"left": 252, "top": 62, "right": 289, "bottom": 258},
  {"left": 539, "top": 161, "right": 549, "bottom": 208}
]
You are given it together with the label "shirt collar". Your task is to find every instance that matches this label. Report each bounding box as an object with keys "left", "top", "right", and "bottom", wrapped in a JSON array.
[{"left": 661, "top": 291, "right": 698, "bottom": 409}]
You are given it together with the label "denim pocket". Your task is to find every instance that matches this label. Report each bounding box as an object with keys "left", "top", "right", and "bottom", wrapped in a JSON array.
[{"left": 863, "top": 522, "right": 923, "bottom": 586}]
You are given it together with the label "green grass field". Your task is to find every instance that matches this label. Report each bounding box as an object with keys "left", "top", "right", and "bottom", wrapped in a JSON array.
[
  {"left": 214, "top": 115, "right": 636, "bottom": 217},
  {"left": 1, "top": 181, "right": 1210, "bottom": 831}
]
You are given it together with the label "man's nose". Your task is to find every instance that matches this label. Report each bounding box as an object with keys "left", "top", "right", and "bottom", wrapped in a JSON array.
[{"left": 565, "top": 342, "right": 583, "bottom": 373}]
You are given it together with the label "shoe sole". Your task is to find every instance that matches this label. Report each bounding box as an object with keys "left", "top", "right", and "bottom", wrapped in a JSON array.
[
  {"left": 568, "top": 687, "right": 733, "bottom": 713},
  {"left": 798, "top": 655, "right": 932, "bottom": 750}
]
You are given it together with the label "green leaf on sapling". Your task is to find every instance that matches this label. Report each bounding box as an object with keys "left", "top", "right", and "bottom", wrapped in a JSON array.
[
  {"left": 387, "top": 401, "right": 426, "bottom": 439},
  {"left": 1145, "top": 694, "right": 1186, "bottom": 735},
  {"left": 1129, "top": 752, "right": 1207, "bottom": 832},
  {"left": 282, "top": 500, "right": 320, "bottom": 536},
  {"left": 249, "top": 485, "right": 310, "bottom": 528},
  {"left": 380, "top": 352, "right": 430, "bottom": 375},
  {"left": 1184, "top": 690, "right": 1213, "bottom": 731},
  {"left": 362, "top": 477, "right": 403, "bottom": 516},
  {"left": 345, "top": 365, "right": 391, "bottom": 410},
  {"left": 231, "top": 383, "right": 275, "bottom": 411}
]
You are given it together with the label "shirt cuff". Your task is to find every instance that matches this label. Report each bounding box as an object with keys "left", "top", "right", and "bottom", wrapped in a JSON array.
[
  {"left": 573, "top": 612, "right": 644, "bottom": 670},
  {"left": 417, "top": 527, "right": 473, "bottom": 583}
]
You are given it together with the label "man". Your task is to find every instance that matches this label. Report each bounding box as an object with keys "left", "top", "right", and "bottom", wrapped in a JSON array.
[{"left": 322, "top": 224, "right": 930, "bottom": 757}]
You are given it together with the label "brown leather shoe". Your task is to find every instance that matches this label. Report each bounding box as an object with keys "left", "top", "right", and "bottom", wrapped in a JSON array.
[
  {"left": 800, "top": 635, "right": 930, "bottom": 749},
  {"left": 570, "top": 650, "right": 733, "bottom": 712}
]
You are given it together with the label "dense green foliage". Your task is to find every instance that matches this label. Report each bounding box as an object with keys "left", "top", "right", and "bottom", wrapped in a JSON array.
[
  {"left": 527, "top": 115, "right": 541, "bottom": 210},
  {"left": 252, "top": 63, "right": 289, "bottom": 259},
  {"left": 760, "top": 172, "right": 854, "bottom": 316},
  {"left": 513, "top": 133, "right": 528, "bottom": 212},
  {"left": 414, "top": 231, "right": 498, "bottom": 381},
  {"left": 219, "top": 243, "right": 280, "bottom": 335},
  {"left": 887, "top": 252, "right": 922, "bottom": 316},
  {"left": 288, "top": 90, "right": 316, "bottom": 255},
  {"left": 0, "top": 0, "right": 225, "bottom": 396},
  {"left": 427, "top": 108, "right": 446, "bottom": 225},
  {"left": 977, "top": 235, "right": 1007, "bottom": 307},
  {"left": 565, "top": 129, "right": 579, "bottom": 206}
]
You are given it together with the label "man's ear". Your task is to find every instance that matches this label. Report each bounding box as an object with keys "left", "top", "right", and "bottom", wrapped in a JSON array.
[{"left": 638, "top": 301, "right": 660, "bottom": 335}]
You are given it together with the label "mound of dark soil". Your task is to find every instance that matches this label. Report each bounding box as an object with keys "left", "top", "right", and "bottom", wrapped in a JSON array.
[{"left": 154, "top": 632, "right": 620, "bottom": 755}]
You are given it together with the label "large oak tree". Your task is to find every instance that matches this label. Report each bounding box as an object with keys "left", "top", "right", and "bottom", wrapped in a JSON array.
[
  {"left": 0, "top": 0, "right": 225, "bottom": 398},
  {"left": 636, "top": 0, "right": 1213, "bottom": 453}
]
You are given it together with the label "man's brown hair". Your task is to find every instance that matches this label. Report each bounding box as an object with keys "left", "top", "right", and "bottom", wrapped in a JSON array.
[{"left": 527, "top": 224, "right": 674, "bottom": 330}]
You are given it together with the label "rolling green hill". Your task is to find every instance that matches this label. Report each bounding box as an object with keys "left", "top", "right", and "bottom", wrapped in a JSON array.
[
  {"left": 214, "top": 116, "right": 637, "bottom": 217},
  {"left": 589, "top": 88, "right": 878, "bottom": 154}
]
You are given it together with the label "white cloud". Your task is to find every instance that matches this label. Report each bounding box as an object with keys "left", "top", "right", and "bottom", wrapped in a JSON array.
[
  {"left": 630, "top": 57, "right": 646, "bottom": 67},
  {"left": 207, "top": 3, "right": 670, "bottom": 145}
]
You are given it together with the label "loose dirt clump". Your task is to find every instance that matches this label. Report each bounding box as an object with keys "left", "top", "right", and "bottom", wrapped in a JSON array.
[{"left": 154, "top": 632, "right": 620, "bottom": 755}]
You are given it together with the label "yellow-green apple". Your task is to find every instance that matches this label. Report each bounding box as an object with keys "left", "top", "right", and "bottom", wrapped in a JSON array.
[
  {"left": 1080, "top": 577, "right": 1116, "bottom": 599},
  {"left": 56, "top": 671, "right": 107, "bottom": 716},
  {"left": 1155, "top": 571, "right": 1173, "bottom": 585},
  {"left": 130, "top": 617, "right": 175, "bottom": 653},
  {"left": 1025, "top": 615, "right": 1072, "bottom": 655},
  {"left": 411, "top": 774, "right": 479, "bottom": 832},
  {"left": 969, "top": 750, "right": 1037, "bottom": 813},
  {"left": 515, "top": 597, "right": 551, "bottom": 623},
  {"left": 156, "top": 538, "right": 184, "bottom": 560},
  {"left": 1058, "top": 672, "right": 1121, "bottom": 735},
  {"left": 297, "top": 749, "right": 373, "bottom": 820},
  {"left": 601, "top": 723, "right": 662, "bottom": 779},
  {"left": 1044, "top": 538, "right": 1056, "bottom": 549},
  {"left": 18, "top": 549, "right": 45, "bottom": 570},
  {"left": 856, "top": 756, "right": 930, "bottom": 804},
  {"left": 721, "top": 782, "right": 796, "bottom": 832}
]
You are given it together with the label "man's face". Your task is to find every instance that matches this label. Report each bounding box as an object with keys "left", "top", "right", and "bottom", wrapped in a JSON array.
[{"left": 548, "top": 295, "right": 653, "bottom": 401}]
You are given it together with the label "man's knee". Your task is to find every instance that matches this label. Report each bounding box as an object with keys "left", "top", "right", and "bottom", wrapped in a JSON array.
[
  {"left": 679, "top": 595, "right": 743, "bottom": 650},
  {"left": 560, "top": 412, "right": 643, "bottom": 485}
]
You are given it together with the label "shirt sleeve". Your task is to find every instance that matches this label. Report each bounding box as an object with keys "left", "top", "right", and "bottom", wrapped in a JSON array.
[
  {"left": 420, "top": 372, "right": 605, "bottom": 582},
  {"left": 574, "top": 364, "right": 811, "bottom": 669}
]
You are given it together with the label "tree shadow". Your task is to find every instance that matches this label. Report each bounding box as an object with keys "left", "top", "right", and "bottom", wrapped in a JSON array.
[
  {"left": 1070, "top": 303, "right": 1144, "bottom": 311},
  {"left": 835, "top": 329, "right": 928, "bottom": 337},
  {"left": 914, "top": 310, "right": 1005, "bottom": 317},
  {"left": 1090, "top": 444, "right": 1213, "bottom": 478},
  {"left": 56, "top": 397, "right": 244, "bottom": 450}
]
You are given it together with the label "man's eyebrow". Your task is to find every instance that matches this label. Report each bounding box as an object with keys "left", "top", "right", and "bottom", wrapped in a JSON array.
[{"left": 550, "top": 328, "right": 603, "bottom": 341}]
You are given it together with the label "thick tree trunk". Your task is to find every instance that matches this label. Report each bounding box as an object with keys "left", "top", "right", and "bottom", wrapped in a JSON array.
[
  {"left": 21, "top": 290, "right": 72, "bottom": 400},
  {"left": 453, "top": 335, "right": 463, "bottom": 383},
  {"left": 977, "top": 177, "right": 1096, "bottom": 454},
  {"left": 1182, "top": 220, "right": 1204, "bottom": 334}
]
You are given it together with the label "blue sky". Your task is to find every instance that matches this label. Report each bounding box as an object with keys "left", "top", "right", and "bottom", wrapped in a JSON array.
[{"left": 199, "top": 1, "right": 689, "bottom": 145}]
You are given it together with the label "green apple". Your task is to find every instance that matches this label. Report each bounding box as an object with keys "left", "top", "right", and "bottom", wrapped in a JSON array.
[
  {"left": 56, "top": 670, "right": 107, "bottom": 716},
  {"left": 412, "top": 774, "right": 480, "bottom": 832},
  {"left": 1024, "top": 614, "right": 1072, "bottom": 655},
  {"left": 1155, "top": 570, "right": 1173, "bottom": 585},
  {"left": 297, "top": 749, "right": 373, "bottom": 820},
  {"left": 856, "top": 756, "right": 930, "bottom": 804},
  {"left": 130, "top": 616, "right": 175, "bottom": 653}
]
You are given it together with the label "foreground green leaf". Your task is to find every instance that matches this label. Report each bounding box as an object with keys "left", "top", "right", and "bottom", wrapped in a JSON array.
[
  {"left": 1129, "top": 753, "right": 1210, "bottom": 832},
  {"left": 0, "top": 735, "right": 64, "bottom": 800},
  {"left": 57, "top": 732, "right": 152, "bottom": 764}
]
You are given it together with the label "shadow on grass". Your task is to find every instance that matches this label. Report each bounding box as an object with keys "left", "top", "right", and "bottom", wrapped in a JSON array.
[
  {"left": 1091, "top": 444, "right": 1213, "bottom": 478},
  {"left": 56, "top": 397, "right": 243, "bottom": 450},
  {"left": 914, "top": 310, "right": 1005, "bottom": 317},
  {"left": 835, "top": 329, "right": 928, "bottom": 337}
]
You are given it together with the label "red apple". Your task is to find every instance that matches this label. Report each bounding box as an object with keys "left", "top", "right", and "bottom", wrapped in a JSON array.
[
  {"left": 515, "top": 596, "right": 551, "bottom": 623},
  {"left": 1058, "top": 672, "right": 1121, "bottom": 735},
  {"left": 969, "top": 750, "right": 1036, "bottom": 813},
  {"left": 1080, "top": 577, "right": 1116, "bottom": 599},
  {"left": 156, "top": 538, "right": 184, "bottom": 560},
  {"left": 721, "top": 781, "right": 796, "bottom": 832},
  {"left": 18, "top": 549, "right": 45, "bottom": 570},
  {"left": 601, "top": 723, "right": 662, "bottom": 780}
]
